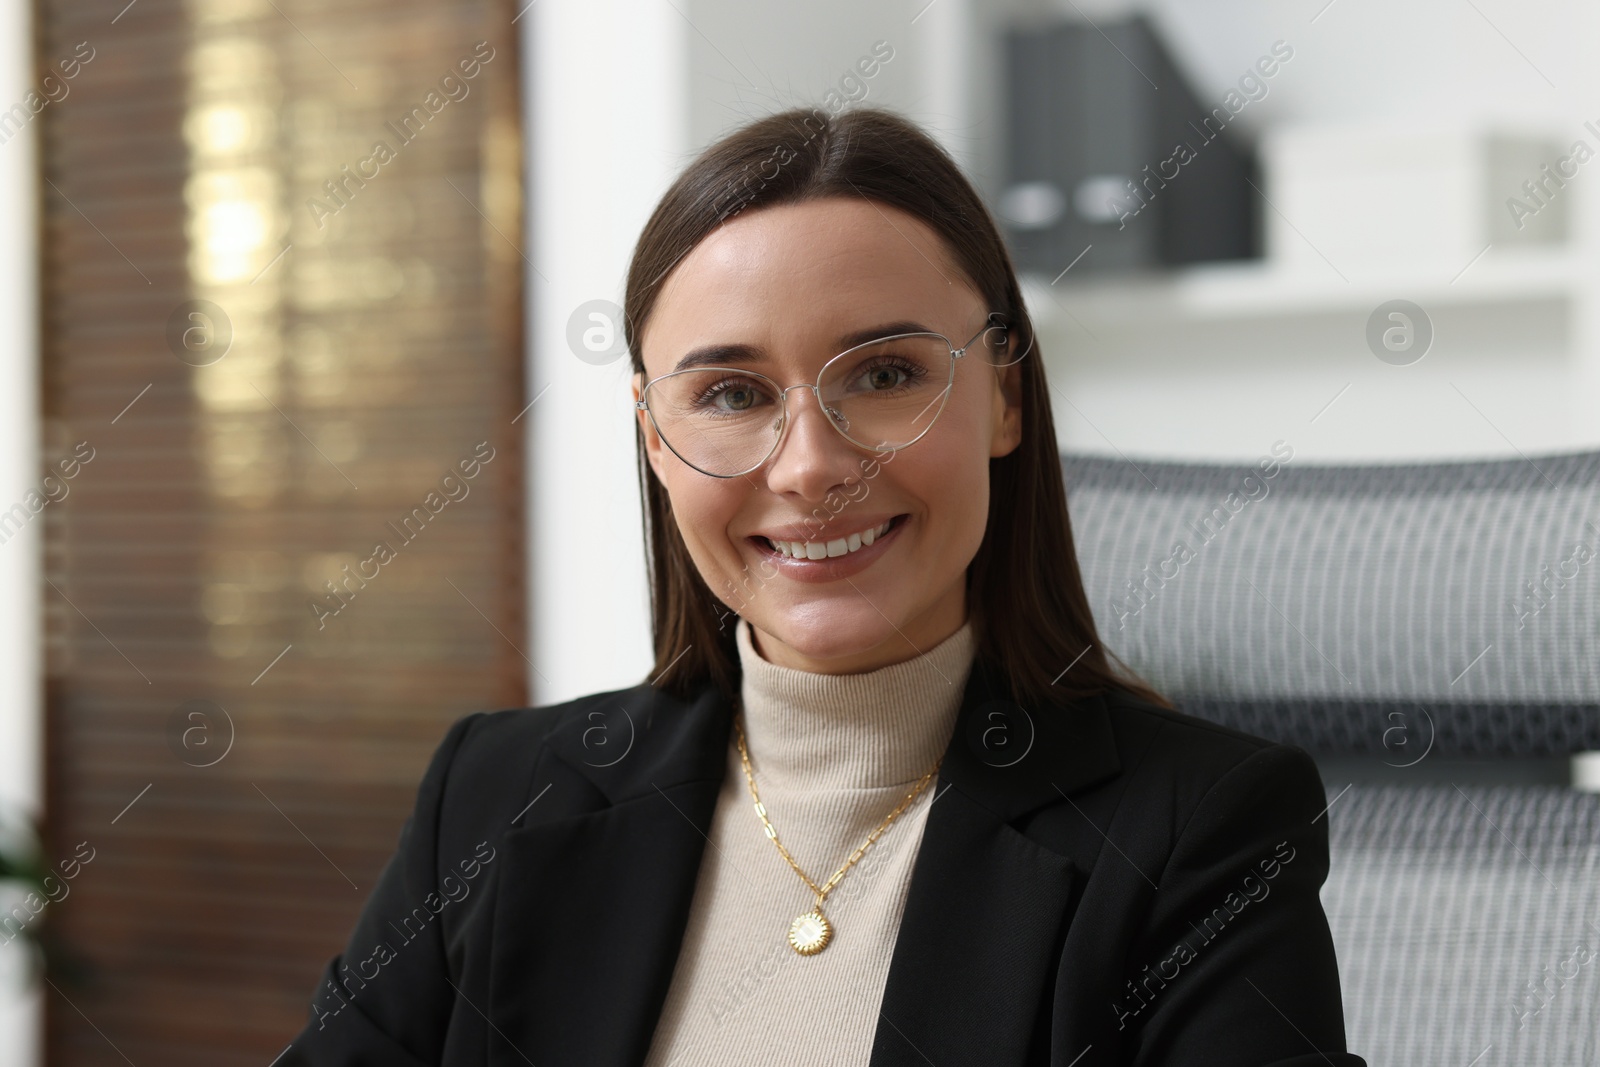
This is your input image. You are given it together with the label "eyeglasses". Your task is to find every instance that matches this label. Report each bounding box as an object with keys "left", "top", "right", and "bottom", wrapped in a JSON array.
[{"left": 635, "top": 315, "right": 1023, "bottom": 479}]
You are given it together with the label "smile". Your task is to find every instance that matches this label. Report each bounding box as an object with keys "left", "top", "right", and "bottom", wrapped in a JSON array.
[{"left": 755, "top": 515, "right": 908, "bottom": 560}]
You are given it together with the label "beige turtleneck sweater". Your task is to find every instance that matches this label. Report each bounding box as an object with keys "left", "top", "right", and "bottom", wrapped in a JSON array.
[{"left": 641, "top": 614, "right": 978, "bottom": 1067}]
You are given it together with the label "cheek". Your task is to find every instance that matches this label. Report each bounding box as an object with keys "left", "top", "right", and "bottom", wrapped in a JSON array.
[
  {"left": 926, "top": 383, "right": 994, "bottom": 472},
  {"left": 914, "top": 393, "right": 993, "bottom": 534},
  {"left": 913, "top": 447, "right": 987, "bottom": 517},
  {"left": 895, "top": 421, "right": 989, "bottom": 538},
  {"left": 661, "top": 469, "right": 747, "bottom": 590}
]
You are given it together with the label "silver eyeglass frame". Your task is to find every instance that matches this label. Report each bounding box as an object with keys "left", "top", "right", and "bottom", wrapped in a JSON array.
[{"left": 635, "top": 315, "right": 1023, "bottom": 479}]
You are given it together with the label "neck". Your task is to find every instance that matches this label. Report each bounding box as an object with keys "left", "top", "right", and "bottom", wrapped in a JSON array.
[{"left": 733, "top": 615, "right": 977, "bottom": 790}]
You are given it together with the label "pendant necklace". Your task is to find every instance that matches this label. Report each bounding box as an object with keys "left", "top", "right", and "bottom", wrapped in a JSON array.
[{"left": 732, "top": 702, "right": 942, "bottom": 956}]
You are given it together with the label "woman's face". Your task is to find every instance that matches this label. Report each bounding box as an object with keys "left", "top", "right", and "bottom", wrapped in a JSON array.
[{"left": 633, "top": 196, "right": 1022, "bottom": 674}]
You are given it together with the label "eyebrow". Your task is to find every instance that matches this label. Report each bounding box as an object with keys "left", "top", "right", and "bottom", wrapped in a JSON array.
[{"left": 671, "top": 320, "right": 935, "bottom": 373}]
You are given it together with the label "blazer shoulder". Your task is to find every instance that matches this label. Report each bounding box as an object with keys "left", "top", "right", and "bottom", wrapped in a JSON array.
[
  {"left": 446, "top": 680, "right": 663, "bottom": 778},
  {"left": 1102, "top": 686, "right": 1298, "bottom": 767},
  {"left": 464, "top": 683, "right": 631, "bottom": 739},
  {"left": 427, "top": 681, "right": 668, "bottom": 836},
  {"left": 1095, "top": 687, "right": 1326, "bottom": 823}
]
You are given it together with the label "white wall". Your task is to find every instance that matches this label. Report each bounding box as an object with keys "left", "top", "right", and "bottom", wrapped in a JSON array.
[
  {"left": 0, "top": 0, "right": 42, "bottom": 1056},
  {"left": 681, "top": 0, "right": 991, "bottom": 185},
  {"left": 524, "top": 0, "right": 689, "bottom": 705}
]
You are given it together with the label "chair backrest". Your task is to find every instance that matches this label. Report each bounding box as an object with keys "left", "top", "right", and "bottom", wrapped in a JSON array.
[
  {"left": 1061, "top": 446, "right": 1600, "bottom": 1065},
  {"left": 1061, "top": 447, "right": 1600, "bottom": 756},
  {"left": 1322, "top": 784, "right": 1600, "bottom": 1065}
]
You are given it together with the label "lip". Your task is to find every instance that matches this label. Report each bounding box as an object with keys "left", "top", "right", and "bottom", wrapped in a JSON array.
[{"left": 746, "top": 514, "right": 909, "bottom": 584}]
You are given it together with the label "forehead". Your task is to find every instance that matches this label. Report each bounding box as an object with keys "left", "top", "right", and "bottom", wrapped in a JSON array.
[{"left": 639, "top": 197, "right": 980, "bottom": 374}]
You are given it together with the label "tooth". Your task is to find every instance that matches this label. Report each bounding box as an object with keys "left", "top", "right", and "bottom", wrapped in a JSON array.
[{"left": 769, "top": 521, "right": 900, "bottom": 559}]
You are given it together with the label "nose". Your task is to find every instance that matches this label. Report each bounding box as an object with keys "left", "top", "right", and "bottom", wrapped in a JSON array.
[{"left": 761, "top": 384, "right": 862, "bottom": 497}]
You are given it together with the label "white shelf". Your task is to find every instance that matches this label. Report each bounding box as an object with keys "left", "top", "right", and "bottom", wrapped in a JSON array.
[{"left": 1022, "top": 246, "right": 1584, "bottom": 329}]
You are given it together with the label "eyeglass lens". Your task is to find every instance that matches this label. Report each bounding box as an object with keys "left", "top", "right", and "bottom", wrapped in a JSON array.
[{"left": 645, "top": 334, "right": 957, "bottom": 476}]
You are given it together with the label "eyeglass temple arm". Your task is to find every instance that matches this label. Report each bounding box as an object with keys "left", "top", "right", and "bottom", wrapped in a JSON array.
[{"left": 954, "top": 314, "right": 1009, "bottom": 357}]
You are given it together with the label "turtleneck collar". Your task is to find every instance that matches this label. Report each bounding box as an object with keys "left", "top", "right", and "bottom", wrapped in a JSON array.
[{"left": 732, "top": 615, "right": 977, "bottom": 790}]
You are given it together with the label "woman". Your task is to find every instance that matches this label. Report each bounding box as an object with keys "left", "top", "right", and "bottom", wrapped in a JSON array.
[{"left": 282, "top": 107, "right": 1365, "bottom": 1066}]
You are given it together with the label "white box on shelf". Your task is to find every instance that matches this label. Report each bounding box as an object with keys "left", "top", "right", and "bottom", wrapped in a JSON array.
[{"left": 1259, "top": 119, "right": 1573, "bottom": 278}]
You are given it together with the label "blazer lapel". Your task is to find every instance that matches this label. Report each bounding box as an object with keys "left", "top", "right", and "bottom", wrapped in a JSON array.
[
  {"left": 485, "top": 681, "right": 734, "bottom": 1067},
  {"left": 870, "top": 659, "right": 1122, "bottom": 1066}
]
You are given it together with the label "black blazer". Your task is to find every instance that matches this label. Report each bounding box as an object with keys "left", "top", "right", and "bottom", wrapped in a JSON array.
[{"left": 280, "top": 654, "right": 1367, "bottom": 1066}]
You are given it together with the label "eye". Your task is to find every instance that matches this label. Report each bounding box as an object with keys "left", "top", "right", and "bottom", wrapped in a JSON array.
[
  {"left": 854, "top": 355, "right": 925, "bottom": 393},
  {"left": 866, "top": 365, "right": 905, "bottom": 390},
  {"left": 694, "top": 376, "right": 770, "bottom": 414}
]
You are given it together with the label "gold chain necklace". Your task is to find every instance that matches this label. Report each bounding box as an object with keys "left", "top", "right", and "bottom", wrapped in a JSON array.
[{"left": 732, "top": 703, "right": 943, "bottom": 956}]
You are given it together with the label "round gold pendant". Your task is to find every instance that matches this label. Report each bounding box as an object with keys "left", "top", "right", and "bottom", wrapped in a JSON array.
[{"left": 788, "top": 909, "right": 832, "bottom": 955}]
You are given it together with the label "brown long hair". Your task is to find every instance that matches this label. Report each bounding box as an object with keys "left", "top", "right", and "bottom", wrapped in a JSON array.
[{"left": 624, "top": 106, "right": 1171, "bottom": 712}]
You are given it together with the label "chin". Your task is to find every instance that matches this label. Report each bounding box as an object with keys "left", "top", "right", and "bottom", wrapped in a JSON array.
[{"left": 750, "top": 601, "right": 909, "bottom": 665}]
